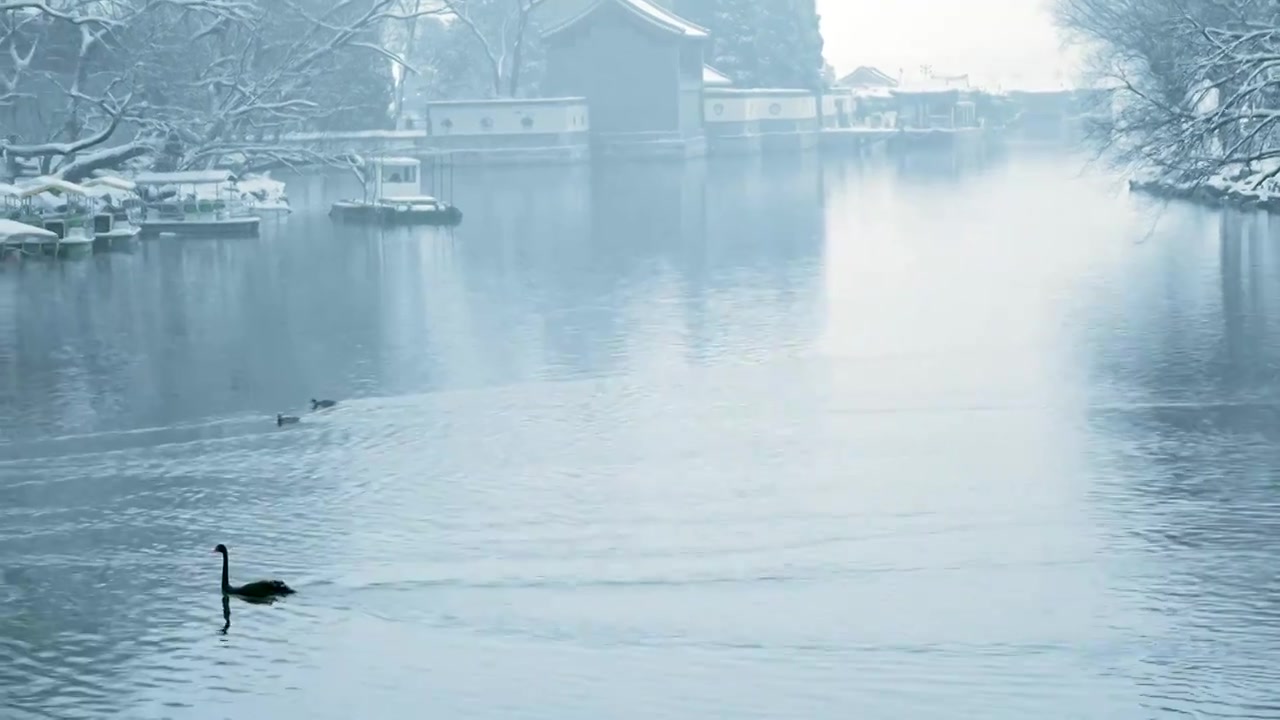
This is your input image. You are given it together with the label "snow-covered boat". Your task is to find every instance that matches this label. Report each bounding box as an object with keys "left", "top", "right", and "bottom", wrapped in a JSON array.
[
  {"left": 91, "top": 211, "right": 141, "bottom": 247},
  {"left": 83, "top": 177, "right": 142, "bottom": 247},
  {"left": 134, "top": 170, "right": 260, "bottom": 237},
  {"left": 329, "top": 157, "right": 462, "bottom": 226},
  {"left": 0, "top": 218, "right": 58, "bottom": 257},
  {"left": 0, "top": 218, "right": 92, "bottom": 258},
  {"left": 15, "top": 179, "right": 97, "bottom": 256},
  {"left": 330, "top": 195, "right": 463, "bottom": 225}
]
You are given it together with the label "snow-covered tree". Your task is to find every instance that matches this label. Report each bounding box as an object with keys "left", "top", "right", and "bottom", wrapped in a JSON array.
[
  {"left": 677, "top": 0, "right": 824, "bottom": 89},
  {"left": 679, "top": 0, "right": 762, "bottom": 85},
  {"left": 0, "top": 0, "right": 440, "bottom": 179},
  {"left": 410, "top": 0, "right": 547, "bottom": 99},
  {"left": 1057, "top": 0, "right": 1280, "bottom": 184}
]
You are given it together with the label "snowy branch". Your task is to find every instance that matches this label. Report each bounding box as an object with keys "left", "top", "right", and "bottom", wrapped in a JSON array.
[
  {"left": 1057, "top": 0, "right": 1280, "bottom": 182},
  {"left": 435, "top": 0, "right": 546, "bottom": 96},
  {"left": 1, "top": 0, "right": 430, "bottom": 176}
]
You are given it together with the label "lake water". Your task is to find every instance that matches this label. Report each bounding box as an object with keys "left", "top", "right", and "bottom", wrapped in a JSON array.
[{"left": 3, "top": 150, "right": 1280, "bottom": 718}]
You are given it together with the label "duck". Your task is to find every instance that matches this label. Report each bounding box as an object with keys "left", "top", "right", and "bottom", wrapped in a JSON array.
[
  {"left": 311, "top": 398, "right": 337, "bottom": 410},
  {"left": 276, "top": 413, "right": 300, "bottom": 426},
  {"left": 214, "top": 544, "right": 295, "bottom": 599}
]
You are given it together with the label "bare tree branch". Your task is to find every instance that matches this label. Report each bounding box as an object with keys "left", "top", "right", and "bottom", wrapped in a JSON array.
[{"left": 1, "top": 0, "right": 427, "bottom": 177}]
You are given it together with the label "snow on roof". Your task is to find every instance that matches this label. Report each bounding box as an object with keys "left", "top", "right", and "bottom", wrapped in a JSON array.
[
  {"left": 706, "top": 87, "right": 811, "bottom": 96},
  {"left": 82, "top": 176, "right": 137, "bottom": 191},
  {"left": 990, "top": 73, "right": 1074, "bottom": 94},
  {"left": 133, "top": 170, "right": 238, "bottom": 185},
  {"left": 852, "top": 87, "right": 894, "bottom": 100},
  {"left": 890, "top": 70, "right": 971, "bottom": 94},
  {"left": 0, "top": 183, "right": 21, "bottom": 197},
  {"left": 544, "top": 0, "right": 708, "bottom": 39},
  {"left": 837, "top": 66, "right": 898, "bottom": 88},
  {"left": 18, "top": 178, "right": 88, "bottom": 198},
  {"left": 426, "top": 97, "right": 586, "bottom": 107},
  {"left": 893, "top": 77, "right": 972, "bottom": 95},
  {"left": 81, "top": 185, "right": 131, "bottom": 199},
  {"left": 379, "top": 195, "right": 439, "bottom": 204},
  {"left": 372, "top": 157, "right": 420, "bottom": 167},
  {"left": 0, "top": 218, "right": 58, "bottom": 240},
  {"left": 703, "top": 65, "right": 732, "bottom": 87}
]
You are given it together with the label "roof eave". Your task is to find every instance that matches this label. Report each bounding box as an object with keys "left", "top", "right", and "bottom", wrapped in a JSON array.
[{"left": 542, "top": 0, "right": 707, "bottom": 40}]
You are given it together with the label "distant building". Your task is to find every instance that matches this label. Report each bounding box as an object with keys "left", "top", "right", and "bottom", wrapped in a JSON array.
[
  {"left": 891, "top": 71, "right": 977, "bottom": 130},
  {"left": 1002, "top": 87, "right": 1116, "bottom": 144},
  {"left": 542, "top": 0, "right": 709, "bottom": 158},
  {"left": 836, "top": 66, "right": 898, "bottom": 90}
]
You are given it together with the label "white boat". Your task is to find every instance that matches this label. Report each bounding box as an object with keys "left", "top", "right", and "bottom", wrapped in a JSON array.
[
  {"left": 82, "top": 180, "right": 143, "bottom": 246},
  {"left": 329, "top": 157, "right": 462, "bottom": 226},
  {"left": 133, "top": 170, "right": 261, "bottom": 237},
  {"left": 0, "top": 217, "right": 91, "bottom": 258},
  {"left": 0, "top": 218, "right": 57, "bottom": 248},
  {"left": 91, "top": 210, "right": 142, "bottom": 246},
  {"left": 15, "top": 179, "right": 97, "bottom": 256}
]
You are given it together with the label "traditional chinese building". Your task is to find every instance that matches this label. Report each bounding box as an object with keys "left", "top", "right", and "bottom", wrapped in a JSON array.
[
  {"left": 541, "top": 0, "right": 709, "bottom": 158},
  {"left": 891, "top": 74, "right": 978, "bottom": 130},
  {"left": 836, "top": 66, "right": 899, "bottom": 91}
]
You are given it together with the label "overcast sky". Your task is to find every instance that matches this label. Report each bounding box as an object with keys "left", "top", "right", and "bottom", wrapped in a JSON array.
[{"left": 816, "top": 0, "right": 1078, "bottom": 90}]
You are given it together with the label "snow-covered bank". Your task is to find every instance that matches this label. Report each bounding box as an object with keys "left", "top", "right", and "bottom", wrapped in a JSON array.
[{"left": 1129, "top": 162, "right": 1280, "bottom": 212}]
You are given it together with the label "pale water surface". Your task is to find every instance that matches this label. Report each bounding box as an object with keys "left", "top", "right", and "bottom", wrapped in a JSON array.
[{"left": 3, "top": 151, "right": 1280, "bottom": 718}]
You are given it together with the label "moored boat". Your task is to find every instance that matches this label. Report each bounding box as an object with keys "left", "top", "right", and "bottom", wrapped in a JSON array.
[
  {"left": 16, "top": 179, "right": 96, "bottom": 257},
  {"left": 83, "top": 177, "right": 142, "bottom": 248},
  {"left": 134, "top": 170, "right": 261, "bottom": 238},
  {"left": 329, "top": 157, "right": 462, "bottom": 227},
  {"left": 330, "top": 195, "right": 463, "bottom": 225},
  {"left": 0, "top": 218, "right": 91, "bottom": 258},
  {"left": 91, "top": 211, "right": 141, "bottom": 248}
]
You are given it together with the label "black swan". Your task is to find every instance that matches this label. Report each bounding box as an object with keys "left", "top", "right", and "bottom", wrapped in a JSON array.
[
  {"left": 277, "top": 413, "right": 300, "bottom": 426},
  {"left": 311, "top": 399, "right": 337, "bottom": 410},
  {"left": 214, "top": 544, "right": 295, "bottom": 599}
]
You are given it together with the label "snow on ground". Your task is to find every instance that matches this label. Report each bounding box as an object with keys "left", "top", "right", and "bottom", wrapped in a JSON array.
[{"left": 1131, "top": 159, "right": 1280, "bottom": 207}]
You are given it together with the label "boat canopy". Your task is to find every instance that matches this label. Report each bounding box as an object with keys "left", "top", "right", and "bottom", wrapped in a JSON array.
[
  {"left": 380, "top": 195, "right": 439, "bottom": 204},
  {"left": 371, "top": 157, "right": 420, "bottom": 167},
  {"left": 134, "top": 170, "right": 238, "bottom": 185},
  {"left": 0, "top": 218, "right": 58, "bottom": 240},
  {"left": 18, "top": 178, "right": 89, "bottom": 198},
  {"left": 82, "top": 185, "right": 129, "bottom": 199},
  {"left": 83, "top": 176, "right": 137, "bottom": 191}
]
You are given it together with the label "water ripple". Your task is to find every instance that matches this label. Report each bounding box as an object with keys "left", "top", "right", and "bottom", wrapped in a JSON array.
[{"left": 6, "top": 157, "right": 1280, "bottom": 718}]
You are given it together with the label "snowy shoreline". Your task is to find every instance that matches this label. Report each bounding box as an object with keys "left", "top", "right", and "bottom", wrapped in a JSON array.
[{"left": 1128, "top": 163, "right": 1280, "bottom": 213}]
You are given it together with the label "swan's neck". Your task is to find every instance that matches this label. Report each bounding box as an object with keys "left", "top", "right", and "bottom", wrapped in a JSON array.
[{"left": 220, "top": 552, "right": 231, "bottom": 592}]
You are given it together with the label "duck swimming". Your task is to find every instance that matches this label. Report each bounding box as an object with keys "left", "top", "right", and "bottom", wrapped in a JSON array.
[
  {"left": 277, "top": 413, "right": 300, "bottom": 426},
  {"left": 214, "top": 544, "right": 295, "bottom": 599},
  {"left": 311, "top": 398, "right": 337, "bottom": 410}
]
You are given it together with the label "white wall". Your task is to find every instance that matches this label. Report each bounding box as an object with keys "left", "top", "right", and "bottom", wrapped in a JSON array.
[
  {"left": 705, "top": 95, "right": 754, "bottom": 122},
  {"left": 705, "top": 91, "right": 817, "bottom": 124},
  {"left": 427, "top": 99, "right": 589, "bottom": 136}
]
